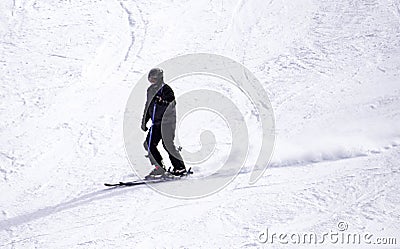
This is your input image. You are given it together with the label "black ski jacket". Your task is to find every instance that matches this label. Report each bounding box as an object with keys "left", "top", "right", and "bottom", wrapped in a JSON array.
[{"left": 142, "top": 83, "right": 176, "bottom": 126}]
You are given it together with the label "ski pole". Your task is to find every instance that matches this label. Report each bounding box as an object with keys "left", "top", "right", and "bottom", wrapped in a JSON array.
[
  {"left": 147, "top": 102, "right": 157, "bottom": 155},
  {"left": 147, "top": 85, "right": 164, "bottom": 157}
]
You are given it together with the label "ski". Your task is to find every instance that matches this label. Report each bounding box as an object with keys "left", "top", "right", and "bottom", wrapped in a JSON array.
[
  {"left": 104, "top": 168, "right": 193, "bottom": 187},
  {"left": 104, "top": 179, "right": 162, "bottom": 187}
]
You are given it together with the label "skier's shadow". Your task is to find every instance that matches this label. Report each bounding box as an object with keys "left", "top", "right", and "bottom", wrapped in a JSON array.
[{"left": 0, "top": 186, "right": 136, "bottom": 231}]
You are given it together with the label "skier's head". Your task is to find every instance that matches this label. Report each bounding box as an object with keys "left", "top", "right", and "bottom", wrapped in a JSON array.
[{"left": 148, "top": 68, "right": 164, "bottom": 84}]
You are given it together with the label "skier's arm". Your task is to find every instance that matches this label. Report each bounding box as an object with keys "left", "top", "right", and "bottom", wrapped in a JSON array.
[
  {"left": 157, "top": 85, "right": 175, "bottom": 105},
  {"left": 141, "top": 90, "right": 151, "bottom": 129},
  {"left": 142, "top": 103, "right": 150, "bottom": 124}
]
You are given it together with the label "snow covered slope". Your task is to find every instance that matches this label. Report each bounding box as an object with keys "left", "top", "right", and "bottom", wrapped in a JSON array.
[{"left": 1, "top": 0, "right": 399, "bottom": 248}]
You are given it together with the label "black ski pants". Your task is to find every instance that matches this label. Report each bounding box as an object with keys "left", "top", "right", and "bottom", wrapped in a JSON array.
[{"left": 143, "top": 123, "right": 185, "bottom": 170}]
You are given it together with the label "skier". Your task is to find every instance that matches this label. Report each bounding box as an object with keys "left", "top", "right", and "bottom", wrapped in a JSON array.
[{"left": 141, "top": 68, "right": 187, "bottom": 178}]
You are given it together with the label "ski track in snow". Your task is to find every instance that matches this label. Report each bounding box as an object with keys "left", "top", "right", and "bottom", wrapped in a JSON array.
[{"left": 1, "top": 0, "right": 400, "bottom": 248}]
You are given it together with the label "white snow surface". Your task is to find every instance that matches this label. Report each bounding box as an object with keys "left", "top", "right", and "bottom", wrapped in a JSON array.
[{"left": 1, "top": 0, "right": 400, "bottom": 248}]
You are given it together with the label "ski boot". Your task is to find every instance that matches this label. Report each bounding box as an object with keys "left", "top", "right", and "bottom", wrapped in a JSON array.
[
  {"left": 170, "top": 167, "right": 187, "bottom": 177},
  {"left": 145, "top": 165, "right": 166, "bottom": 180}
]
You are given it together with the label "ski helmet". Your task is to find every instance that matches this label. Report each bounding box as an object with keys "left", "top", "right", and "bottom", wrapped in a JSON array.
[{"left": 148, "top": 68, "right": 164, "bottom": 83}]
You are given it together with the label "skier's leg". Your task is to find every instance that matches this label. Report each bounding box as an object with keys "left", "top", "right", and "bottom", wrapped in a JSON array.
[
  {"left": 143, "top": 125, "right": 163, "bottom": 167},
  {"left": 161, "top": 123, "right": 186, "bottom": 171}
]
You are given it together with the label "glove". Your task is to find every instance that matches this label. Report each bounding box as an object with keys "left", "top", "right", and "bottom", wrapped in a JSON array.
[
  {"left": 141, "top": 122, "right": 148, "bottom": 132},
  {"left": 155, "top": 96, "right": 163, "bottom": 103}
]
